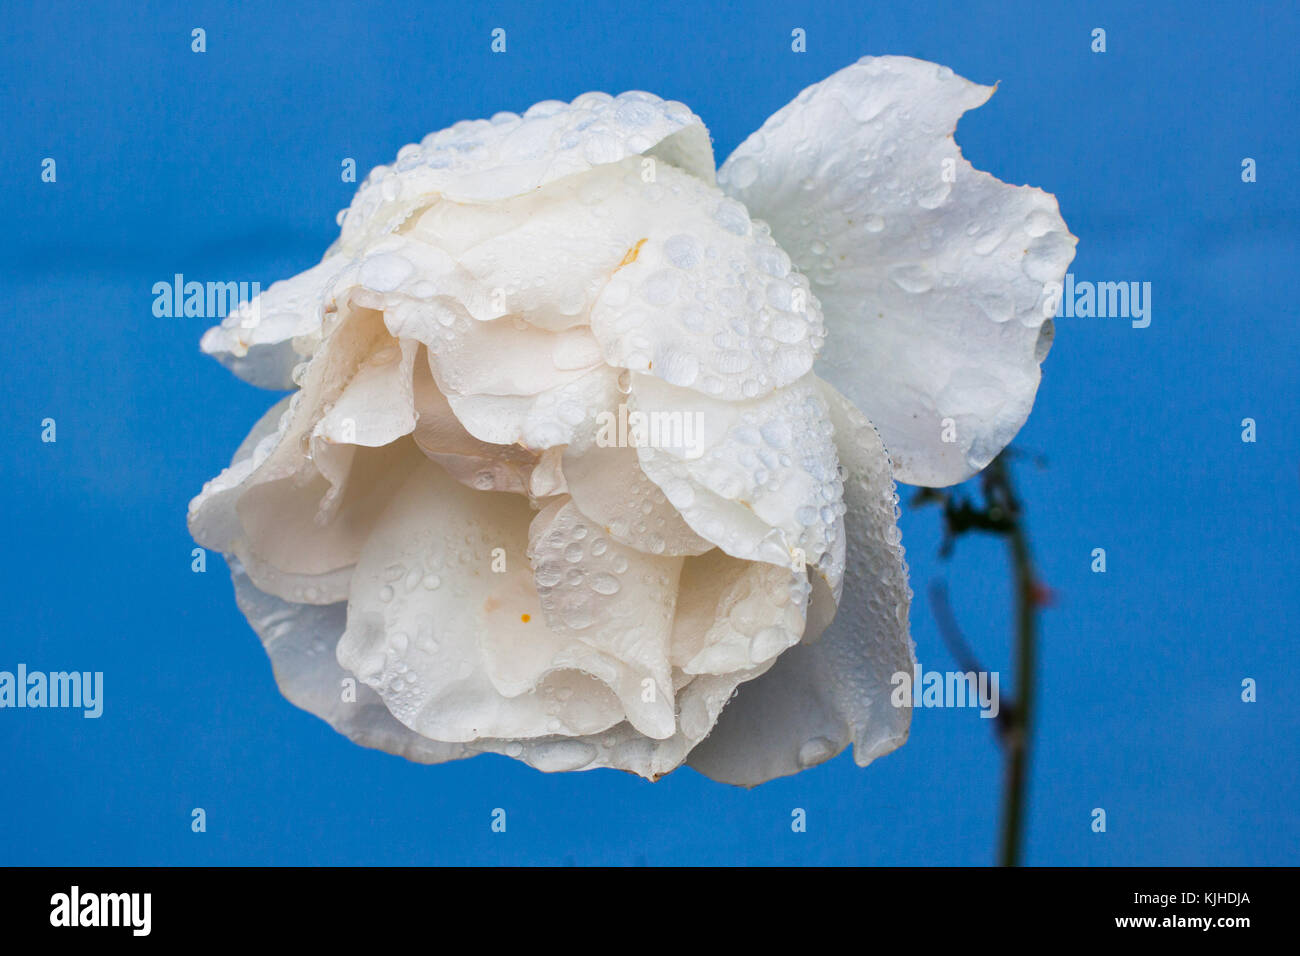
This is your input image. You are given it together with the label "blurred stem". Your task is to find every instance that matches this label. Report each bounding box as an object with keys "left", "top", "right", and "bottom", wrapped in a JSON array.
[
  {"left": 998, "top": 479, "right": 1036, "bottom": 868},
  {"left": 912, "top": 451, "right": 1042, "bottom": 867}
]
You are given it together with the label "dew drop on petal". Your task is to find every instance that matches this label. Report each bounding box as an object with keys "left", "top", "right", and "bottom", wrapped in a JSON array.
[{"left": 797, "top": 737, "right": 837, "bottom": 768}]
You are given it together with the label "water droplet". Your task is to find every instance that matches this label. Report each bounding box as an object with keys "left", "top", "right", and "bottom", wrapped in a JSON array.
[
  {"left": 591, "top": 573, "right": 620, "bottom": 595},
  {"left": 726, "top": 156, "right": 759, "bottom": 190},
  {"left": 797, "top": 737, "right": 836, "bottom": 768},
  {"left": 889, "top": 263, "right": 936, "bottom": 294},
  {"left": 664, "top": 234, "right": 702, "bottom": 269},
  {"left": 918, "top": 182, "right": 951, "bottom": 210},
  {"left": 712, "top": 199, "right": 752, "bottom": 236},
  {"left": 527, "top": 740, "right": 596, "bottom": 772},
  {"left": 1025, "top": 208, "right": 1057, "bottom": 238},
  {"left": 562, "top": 605, "right": 594, "bottom": 630}
]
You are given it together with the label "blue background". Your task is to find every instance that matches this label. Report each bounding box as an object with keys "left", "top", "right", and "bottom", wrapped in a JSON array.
[{"left": 2, "top": 0, "right": 1296, "bottom": 865}]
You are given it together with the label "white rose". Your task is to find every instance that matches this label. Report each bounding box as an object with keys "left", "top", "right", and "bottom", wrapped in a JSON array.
[{"left": 189, "top": 56, "right": 1074, "bottom": 785}]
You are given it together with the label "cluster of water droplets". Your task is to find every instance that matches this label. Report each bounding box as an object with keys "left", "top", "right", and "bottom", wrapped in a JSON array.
[
  {"left": 532, "top": 505, "right": 628, "bottom": 633},
  {"left": 589, "top": 161, "right": 825, "bottom": 403}
]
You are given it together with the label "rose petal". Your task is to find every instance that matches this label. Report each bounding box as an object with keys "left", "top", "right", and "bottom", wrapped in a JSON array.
[
  {"left": 669, "top": 549, "right": 808, "bottom": 676},
  {"left": 687, "top": 378, "right": 913, "bottom": 786},
  {"left": 229, "top": 560, "right": 472, "bottom": 765},
  {"left": 528, "top": 498, "right": 682, "bottom": 739},
  {"left": 411, "top": 349, "right": 537, "bottom": 495},
  {"left": 588, "top": 164, "right": 824, "bottom": 402},
  {"left": 336, "top": 236, "right": 605, "bottom": 396},
  {"left": 409, "top": 165, "right": 647, "bottom": 332},
  {"left": 336, "top": 91, "right": 715, "bottom": 255},
  {"left": 321, "top": 234, "right": 622, "bottom": 454},
  {"left": 200, "top": 253, "right": 350, "bottom": 389},
  {"left": 443, "top": 364, "right": 622, "bottom": 452},
  {"left": 408, "top": 157, "right": 825, "bottom": 398},
  {"left": 631, "top": 373, "right": 844, "bottom": 579},
  {"left": 235, "top": 439, "right": 421, "bottom": 579},
  {"left": 471, "top": 671, "right": 751, "bottom": 780},
  {"left": 335, "top": 459, "right": 631, "bottom": 742},
  {"left": 427, "top": 316, "right": 603, "bottom": 398},
  {"left": 312, "top": 338, "right": 418, "bottom": 447},
  {"left": 189, "top": 308, "right": 422, "bottom": 597},
  {"left": 470, "top": 548, "right": 808, "bottom": 780},
  {"left": 192, "top": 397, "right": 359, "bottom": 604},
  {"left": 561, "top": 443, "right": 712, "bottom": 557},
  {"left": 528, "top": 448, "right": 568, "bottom": 498},
  {"left": 718, "top": 55, "right": 1077, "bottom": 486}
]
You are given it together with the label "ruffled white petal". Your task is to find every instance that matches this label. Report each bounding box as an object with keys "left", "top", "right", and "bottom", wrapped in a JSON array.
[
  {"left": 410, "top": 350, "right": 537, "bottom": 494},
  {"left": 189, "top": 308, "right": 421, "bottom": 601},
  {"left": 431, "top": 320, "right": 603, "bottom": 397},
  {"left": 336, "top": 458, "right": 695, "bottom": 743},
  {"left": 718, "top": 55, "right": 1077, "bottom": 486},
  {"left": 473, "top": 671, "right": 749, "bottom": 780},
  {"left": 200, "top": 253, "right": 350, "bottom": 389},
  {"left": 669, "top": 549, "right": 808, "bottom": 676},
  {"left": 335, "top": 91, "right": 715, "bottom": 255},
  {"left": 306, "top": 230, "right": 624, "bottom": 453},
  {"left": 405, "top": 158, "right": 825, "bottom": 402},
  {"left": 442, "top": 364, "right": 622, "bottom": 452},
  {"left": 230, "top": 561, "right": 472, "bottom": 765},
  {"left": 528, "top": 498, "right": 682, "bottom": 739},
  {"left": 687, "top": 378, "right": 913, "bottom": 786},
  {"left": 561, "top": 443, "right": 713, "bottom": 557},
  {"left": 408, "top": 166, "right": 645, "bottom": 332},
  {"left": 312, "top": 338, "right": 418, "bottom": 447},
  {"left": 235, "top": 440, "right": 420, "bottom": 579},
  {"left": 587, "top": 165, "right": 824, "bottom": 402},
  {"left": 469, "top": 547, "right": 809, "bottom": 780},
  {"left": 631, "top": 373, "right": 844, "bottom": 579}
]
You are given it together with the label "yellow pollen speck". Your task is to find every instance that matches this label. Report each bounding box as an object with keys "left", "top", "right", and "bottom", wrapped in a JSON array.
[
  {"left": 520, "top": 613, "right": 531, "bottom": 623},
  {"left": 616, "top": 238, "right": 648, "bottom": 270}
]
